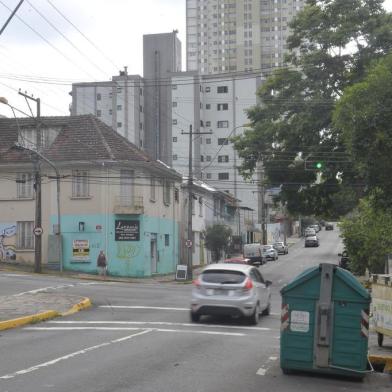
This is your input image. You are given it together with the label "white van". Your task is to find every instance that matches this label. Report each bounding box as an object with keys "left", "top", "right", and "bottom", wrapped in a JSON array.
[{"left": 243, "top": 243, "right": 265, "bottom": 265}]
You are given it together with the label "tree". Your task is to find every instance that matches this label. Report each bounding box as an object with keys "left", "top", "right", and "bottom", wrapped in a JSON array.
[
  {"left": 233, "top": 0, "right": 392, "bottom": 217},
  {"left": 204, "top": 224, "right": 232, "bottom": 262},
  {"left": 339, "top": 193, "right": 392, "bottom": 274},
  {"left": 334, "top": 53, "right": 392, "bottom": 208}
]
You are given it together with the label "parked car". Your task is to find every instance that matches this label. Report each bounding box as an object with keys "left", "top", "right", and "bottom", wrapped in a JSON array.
[
  {"left": 304, "top": 235, "right": 319, "bottom": 247},
  {"left": 304, "top": 227, "right": 316, "bottom": 237},
  {"left": 310, "top": 224, "right": 321, "bottom": 233},
  {"left": 273, "top": 241, "right": 288, "bottom": 255},
  {"left": 262, "top": 245, "right": 279, "bottom": 261},
  {"left": 222, "top": 257, "right": 251, "bottom": 265},
  {"left": 325, "top": 222, "right": 334, "bottom": 230},
  {"left": 190, "top": 264, "right": 272, "bottom": 324},
  {"left": 243, "top": 243, "right": 265, "bottom": 265}
]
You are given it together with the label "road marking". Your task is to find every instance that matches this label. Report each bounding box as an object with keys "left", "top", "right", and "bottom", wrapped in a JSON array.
[
  {"left": 269, "top": 356, "right": 278, "bottom": 361},
  {"left": 26, "top": 326, "right": 245, "bottom": 337},
  {"left": 256, "top": 368, "right": 267, "bottom": 376},
  {"left": 13, "top": 284, "right": 77, "bottom": 296},
  {"left": 0, "top": 329, "right": 151, "bottom": 380},
  {"left": 99, "top": 305, "right": 189, "bottom": 311},
  {"left": 48, "top": 320, "right": 272, "bottom": 331}
]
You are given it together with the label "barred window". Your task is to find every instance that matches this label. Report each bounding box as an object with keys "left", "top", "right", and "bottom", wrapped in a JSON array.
[{"left": 17, "top": 221, "right": 34, "bottom": 249}]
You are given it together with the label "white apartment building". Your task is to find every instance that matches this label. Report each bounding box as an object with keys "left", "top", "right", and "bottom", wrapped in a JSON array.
[
  {"left": 186, "top": 0, "right": 305, "bottom": 74},
  {"left": 171, "top": 71, "right": 262, "bottom": 216},
  {"left": 71, "top": 68, "right": 144, "bottom": 148}
]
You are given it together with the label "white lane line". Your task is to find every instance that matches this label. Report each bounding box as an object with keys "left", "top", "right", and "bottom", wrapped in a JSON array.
[
  {"left": 0, "top": 329, "right": 151, "bottom": 380},
  {"left": 256, "top": 368, "right": 267, "bottom": 376},
  {"left": 269, "top": 356, "right": 278, "bottom": 361},
  {"left": 13, "top": 284, "right": 76, "bottom": 296},
  {"left": 26, "top": 327, "right": 245, "bottom": 337},
  {"left": 99, "top": 305, "right": 189, "bottom": 311},
  {"left": 48, "top": 320, "right": 272, "bottom": 331}
]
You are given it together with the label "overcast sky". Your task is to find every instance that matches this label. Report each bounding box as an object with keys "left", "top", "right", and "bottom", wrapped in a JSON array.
[{"left": 0, "top": 0, "right": 391, "bottom": 118}]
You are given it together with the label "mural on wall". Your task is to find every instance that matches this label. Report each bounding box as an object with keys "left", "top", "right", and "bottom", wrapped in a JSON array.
[
  {"left": 0, "top": 223, "right": 17, "bottom": 261},
  {"left": 116, "top": 243, "right": 141, "bottom": 261}
]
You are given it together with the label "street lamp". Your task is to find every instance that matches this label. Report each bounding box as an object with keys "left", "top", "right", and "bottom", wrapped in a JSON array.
[{"left": 0, "top": 97, "right": 62, "bottom": 272}]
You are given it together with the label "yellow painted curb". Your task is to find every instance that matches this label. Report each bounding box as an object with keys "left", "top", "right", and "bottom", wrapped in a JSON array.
[
  {"left": 61, "top": 297, "right": 92, "bottom": 316},
  {"left": 0, "top": 310, "right": 59, "bottom": 331},
  {"left": 369, "top": 354, "right": 392, "bottom": 374}
]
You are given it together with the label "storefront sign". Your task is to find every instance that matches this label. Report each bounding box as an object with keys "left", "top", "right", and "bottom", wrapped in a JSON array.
[
  {"left": 115, "top": 220, "right": 140, "bottom": 241},
  {"left": 72, "top": 239, "right": 90, "bottom": 261}
]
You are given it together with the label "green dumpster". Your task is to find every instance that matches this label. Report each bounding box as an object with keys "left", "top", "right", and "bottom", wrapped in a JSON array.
[{"left": 280, "top": 263, "right": 371, "bottom": 377}]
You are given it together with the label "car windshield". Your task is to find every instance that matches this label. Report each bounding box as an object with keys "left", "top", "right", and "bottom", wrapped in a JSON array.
[
  {"left": 201, "top": 270, "right": 246, "bottom": 284},
  {"left": 262, "top": 246, "right": 273, "bottom": 251},
  {"left": 274, "top": 243, "right": 283, "bottom": 246}
]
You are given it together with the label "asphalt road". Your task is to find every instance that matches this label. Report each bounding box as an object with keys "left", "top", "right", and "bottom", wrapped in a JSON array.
[{"left": 0, "top": 228, "right": 390, "bottom": 392}]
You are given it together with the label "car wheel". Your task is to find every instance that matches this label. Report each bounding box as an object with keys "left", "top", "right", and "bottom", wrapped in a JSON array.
[
  {"left": 247, "top": 303, "right": 260, "bottom": 325},
  {"left": 262, "top": 303, "right": 271, "bottom": 316},
  {"left": 190, "top": 311, "right": 200, "bottom": 323}
]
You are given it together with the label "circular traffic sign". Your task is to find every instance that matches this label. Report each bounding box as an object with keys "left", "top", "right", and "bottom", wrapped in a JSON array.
[
  {"left": 33, "top": 226, "right": 43, "bottom": 236},
  {"left": 185, "top": 240, "right": 193, "bottom": 248}
]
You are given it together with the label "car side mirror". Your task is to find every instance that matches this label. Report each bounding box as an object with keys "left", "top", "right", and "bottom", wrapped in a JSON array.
[{"left": 265, "top": 280, "right": 272, "bottom": 287}]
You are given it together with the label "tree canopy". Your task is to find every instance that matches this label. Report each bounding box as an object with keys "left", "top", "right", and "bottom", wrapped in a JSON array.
[
  {"left": 204, "top": 224, "right": 232, "bottom": 262},
  {"left": 233, "top": 0, "right": 392, "bottom": 217}
]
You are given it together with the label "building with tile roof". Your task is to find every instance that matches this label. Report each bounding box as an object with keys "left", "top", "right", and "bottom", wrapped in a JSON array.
[{"left": 0, "top": 115, "right": 182, "bottom": 277}]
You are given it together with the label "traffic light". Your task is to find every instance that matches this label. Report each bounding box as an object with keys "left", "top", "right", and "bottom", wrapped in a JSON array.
[
  {"left": 305, "top": 159, "right": 324, "bottom": 171},
  {"left": 315, "top": 162, "right": 323, "bottom": 170}
]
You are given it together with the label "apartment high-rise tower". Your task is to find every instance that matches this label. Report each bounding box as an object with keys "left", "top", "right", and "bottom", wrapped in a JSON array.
[{"left": 186, "top": 0, "right": 305, "bottom": 75}]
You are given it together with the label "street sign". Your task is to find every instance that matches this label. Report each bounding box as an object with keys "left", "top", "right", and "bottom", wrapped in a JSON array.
[
  {"left": 33, "top": 226, "right": 43, "bottom": 236},
  {"left": 185, "top": 239, "right": 193, "bottom": 248}
]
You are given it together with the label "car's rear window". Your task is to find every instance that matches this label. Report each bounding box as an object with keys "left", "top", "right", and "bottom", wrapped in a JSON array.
[
  {"left": 262, "top": 246, "right": 272, "bottom": 251},
  {"left": 201, "top": 270, "right": 246, "bottom": 284}
]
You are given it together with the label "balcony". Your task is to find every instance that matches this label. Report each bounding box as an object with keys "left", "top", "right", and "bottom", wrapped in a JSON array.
[{"left": 113, "top": 196, "right": 144, "bottom": 215}]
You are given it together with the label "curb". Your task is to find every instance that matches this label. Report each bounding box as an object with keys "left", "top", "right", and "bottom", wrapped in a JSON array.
[{"left": 0, "top": 297, "right": 92, "bottom": 332}]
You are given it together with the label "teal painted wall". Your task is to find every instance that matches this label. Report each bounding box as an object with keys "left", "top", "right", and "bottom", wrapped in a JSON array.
[{"left": 52, "top": 213, "right": 179, "bottom": 277}]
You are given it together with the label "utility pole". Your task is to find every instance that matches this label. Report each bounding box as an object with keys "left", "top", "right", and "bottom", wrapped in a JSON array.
[
  {"left": 257, "top": 161, "right": 267, "bottom": 245},
  {"left": 19, "top": 91, "right": 42, "bottom": 273},
  {"left": 182, "top": 125, "right": 211, "bottom": 280}
]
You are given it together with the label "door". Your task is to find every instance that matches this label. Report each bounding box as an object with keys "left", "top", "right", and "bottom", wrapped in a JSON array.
[
  {"left": 250, "top": 268, "right": 268, "bottom": 309},
  {"left": 150, "top": 233, "right": 158, "bottom": 274}
]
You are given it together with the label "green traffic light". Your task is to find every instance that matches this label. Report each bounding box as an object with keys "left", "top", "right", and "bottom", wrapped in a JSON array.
[{"left": 316, "top": 162, "right": 323, "bottom": 169}]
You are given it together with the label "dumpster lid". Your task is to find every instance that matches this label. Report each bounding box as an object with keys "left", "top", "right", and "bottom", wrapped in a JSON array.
[{"left": 281, "top": 264, "right": 370, "bottom": 300}]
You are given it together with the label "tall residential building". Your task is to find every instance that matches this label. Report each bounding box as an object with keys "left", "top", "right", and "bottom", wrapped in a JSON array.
[
  {"left": 186, "top": 0, "right": 305, "bottom": 74},
  {"left": 170, "top": 71, "right": 262, "bottom": 218},
  {"left": 71, "top": 68, "right": 144, "bottom": 148},
  {"left": 143, "top": 31, "right": 182, "bottom": 164}
]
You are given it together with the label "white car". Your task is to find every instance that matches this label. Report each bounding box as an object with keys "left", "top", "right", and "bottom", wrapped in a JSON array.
[
  {"left": 190, "top": 264, "right": 271, "bottom": 325},
  {"left": 262, "top": 244, "right": 279, "bottom": 261}
]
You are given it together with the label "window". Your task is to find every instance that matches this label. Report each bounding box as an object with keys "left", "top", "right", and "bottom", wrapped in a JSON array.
[
  {"left": 117, "top": 87, "right": 122, "bottom": 93},
  {"left": 117, "top": 105, "right": 122, "bottom": 110},
  {"left": 96, "top": 93, "right": 101, "bottom": 101},
  {"left": 206, "top": 173, "right": 212, "bottom": 179},
  {"left": 217, "top": 86, "right": 228, "bottom": 93},
  {"left": 206, "top": 121, "right": 211, "bottom": 127},
  {"left": 218, "top": 172, "right": 229, "bottom": 180},
  {"left": 96, "top": 110, "right": 101, "bottom": 117},
  {"left": 17, "top": 221, "right": 34, "bottom": 249},
  {"left": 218, "top": 155, "right": 229, "bottom": 163},
  {"left": 199, "top": 197, "right": 203, "bottom": 217},
  {"left": 16, "top": 173, "right": 33, "bottom": 199},
  {"left": 163, "top": 180, "right": 171, "bottom": 205},
  {"left": 174, "top": 187, "right": 179, "bottom": 203},
  {"left": 206, "top": 155, "right": 211, "bottom": 162},
  {"left": 172, "top": 102, "right": 177, "bottom": 107},
  {"left": 173, "top": 137, "right": 177, "bottom": 142},
  {"left": 117, "top": 122, "right": 122, "bottom": 128},
  {"left": 206, "top": 138, "right": 211, "bottom": 144},
  {"left": 200, "top": 155, "right": 204, "bottom": 162},
  {"left": 72, "top": 170, "right": 89, "bottom": 197},
  {"left": 191, "top": 197, "right": 195, "bottom": 215},
  {"left": 217, "top": 121, "right": 229, "bottom": 128},
  {"left": 172, "top": 119, "right": 177, "bottom": 125},
  {"left": 173, "top": 154, "right": 178, "bottom": 160},
  {"left": 217, "top": 103, "right": 228, "bottom": 111},
  {"left": 150, "top": 177, "right": 156, "bottom": 201},
  {"left": 218, "top": 138, "right": 229, "bottom": 145},
  {"left": 109, "top": 109, "right": 112, "bottom": 115},
  {"left": 172, "top": 84, "right": 177, "bottom": 90},
  {"left": 205, "top": 87, "right": 211, "bottom": 92},
  {"left": 206, "top": 104, "right": 211, "bottom": 110},
  {"left": 165, "top": 234, "right": 170, "bottom": 247}
]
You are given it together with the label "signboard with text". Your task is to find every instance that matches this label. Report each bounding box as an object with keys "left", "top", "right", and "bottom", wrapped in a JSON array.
[
  {"left": 72, "top": 239, "right": 90, "bottom": 261},
  {"left": 115, "top": 220, "right": 140, "bottom": 241}
]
